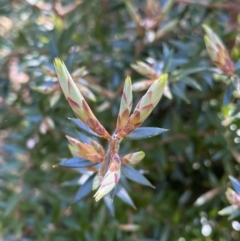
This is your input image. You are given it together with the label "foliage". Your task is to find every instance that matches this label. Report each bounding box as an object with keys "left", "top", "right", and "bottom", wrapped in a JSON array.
[{"left": 1, "top": 0, "right": 240, "bottom": 240}]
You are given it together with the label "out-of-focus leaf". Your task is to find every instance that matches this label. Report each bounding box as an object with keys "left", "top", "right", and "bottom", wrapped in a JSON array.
[
  {"left": 159, "top": 226, "right": 171, "bottom": 241},
  {"left": 116, "top": 185, "right": 136, "bottom": 209},
  {"left": 69, "top": 118, "right": 100, "bottom": 137},
  {"left": 155, "top": 19, "right": 178, "bottom": 40},
  {"left": 223, "top": 84, "right": 234, "bottom": 106},
  {"left": 172, "top": 84, "right": 189, "bottom": 103},
  {"left": 49, "top": 39, "right": 59, "bottom": 59},
  {"left": 194, "top": 188, "right": 218, "bottom": 206},
  {"left": 50, "top": 91, "right": 61, "bottom": 107},
  {"left": 229, "top": 176, "right": 240, "bottom": 195},
  {"left": 228, "top": 208, "right": 240, "bottom": 220},
  {"left": 121, "top": 165, "right": 154, "bottom": 188},
  {"left": 178, "top": 189, "right": 191, "bottom": 206},
  {"left": 4, "top": 193, "right": 21, "bottom": 216},
  {"left": 125, "top": 127, "right": 168, "bottom": 140},
  {"left": 218, "top": 205, "right": 237, "bottom": 216},
  {"left": 119, "top": 224, "right": 140, "bottom": 231},
  {"left": 103, "top": 195, "right": 115, "bottom": 216},
  {"left": 172, "top": 67, "right": 207, "bottom": 80},
  {"left": 73, "top": 174, "right": 95, "bottom": 203},
  {"left": 181, "top": 77, "right": 202, "bottom": 91},
  {"left": 59, "top": 157, "right": 95, "bottom": 168}
]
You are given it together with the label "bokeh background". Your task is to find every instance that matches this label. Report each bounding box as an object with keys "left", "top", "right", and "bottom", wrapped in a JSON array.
[{"left": 1, "top": 0, "right": 240, "bottom": 240}]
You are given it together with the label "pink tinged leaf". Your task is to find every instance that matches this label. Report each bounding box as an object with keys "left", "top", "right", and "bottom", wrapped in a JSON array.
[
  {"left": 203, "top": 25, "right": 234, "bottom": 76},
  {"left": 54, "top": 59, "right": 88, "bottom": 121},
  {"left": 68, "top": 78, "right": 71, "bottom": 93},
  {"left": 86, "top": 153, "right": 103, "bottom": 162},
  {"left": 131, "top": 62, "right": 157, "bottom": 79},
  {"left": 66, "top": 135, "right": 79, "bottom": 145},
  {"left": 67, "top": 97, "right": 81, "bottom": 109},
  {"left": 76, "top": 84, "right": 96, "bottom": 102},
  {"left": 93, "top": 153, "right": 121, "bottom": 201},
  {"left": 86, "top": 117, "right": 110, "bottom": 139},
  {"left": 119, "top": 74, "right": 167, "bottom": 137},
  {"left": 226, "top": 188, "right": 240, "bottom": 206},
  {"left": 82, "top": 101, "right": 110, "bottom": 139},
  {"left": 116, "top": 76, "right": 132, "bottom": 130},
  {"left": 132, "top": 80, "right": 153, "bottom": 91},
  {"left": 114, "top": 173, "right": 118, "bottom": 184}
]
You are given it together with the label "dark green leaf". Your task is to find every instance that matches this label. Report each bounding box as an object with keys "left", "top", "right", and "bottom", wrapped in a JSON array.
[
  {"left": 103, "top": 195, "right": 115, "bottom": 216},
  {"left": 223, "top": 84, "right": 234, "bottom": 106},
  {"left": 229, "top": 176, "right": 240, "bottom": 195},
  {"left": 69, "top": 118, "right": 100, "bottom": 137},
  {"left": 125, "top": 127, "right": 168, "bottom": 140},
  {"left": 72, "top": 174, "right": 95, "bottom": 203},
  {"left": 228, "top": 207, "right": 240, "bottom": 220},
  {"left": 49, "top": 39, "right": 59, "bottom": 59},
  {"left": 121, "top": 166, "right": 154, "bottom": 188},
  {"left": 172, "top": 84, "right": 190, "bottom": 103},
  {"left": 59, "top": 157, "right": 95, "bottom": 168},
  {"left": 181, "top": 77, "right": 202, "bottom": 91},
  {"left": 4, "top": 193, "right": 22, "bottom": 216},
  {"left": 116, "top": 185, "right": 136, "bottom": 209}
]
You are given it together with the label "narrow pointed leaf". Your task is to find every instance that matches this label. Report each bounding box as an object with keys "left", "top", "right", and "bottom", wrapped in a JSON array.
[
  {"left": 172, "top": 84, "right": 189, "bottom": 103},
  {"left": 125, "top": 127, "right": 168, "bottom": 140},
  {"left": 228, "top": 208, "right": 240, "bottom": 220},
  {"left": 121, "top": 165, "right": 154, "bottom": 188},
  {"left": 69, "top": 118, "right": 100, "bottom": 137},
  {"left": 218, "top": 205, "right": 237, "bottom": 216},
  {"left": 229, "top": 176, "right": 240, "bottom": 195},
  {"left": 223, "top": 84, "right": 234, "bottom": 106},
  {"left": 181, "top": 77, "right": 202, "bottom": 91},
  {"left": 116, "top": 185, "right": 136, "bottom": 209},
  {"left": 125, "top": 0, "right": 141, "bottom": 24},
  {"left": 103, "top": 195, "right": 115, "bottom": 216},
  {"left": 73, "top": 174, "right": 95, "bottom": 203},
  {"left": 59, "top": 157, "right": 95, "bottom": 168}
]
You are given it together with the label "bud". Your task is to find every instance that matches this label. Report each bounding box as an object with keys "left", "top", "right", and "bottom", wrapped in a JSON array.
[
  {"left": 131, "top": 61, "right": 157, "bottom": 79},
  {"left": 225, "top": 188, "right": 240, "bottom": 206},
  {"left": 203, "top": 25, "right": 234, "bottom": 76},
  {"left": 54, "top": 59, "right": 110, "bottom": 139},
  {"left": 116, "top": 76, "right": 132, "bottom": 131},
  {"left": 66, "top": 135, "right": 103, "bottom": 162},
  {"left": 94, "top": 153, "right": 121, "bottom": 202},
  {"left": 119, "top": 74, "right": 168, "bottom": 137},
  {"left": 122, "top": 151, "right": 145, "bottom": 165}
]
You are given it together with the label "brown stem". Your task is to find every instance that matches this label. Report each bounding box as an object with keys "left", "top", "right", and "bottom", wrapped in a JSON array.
[{"left": 98, "top": 135, "right": 122, "bottom": 179}]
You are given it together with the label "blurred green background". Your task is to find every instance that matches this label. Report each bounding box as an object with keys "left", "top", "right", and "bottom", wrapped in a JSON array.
[{"left": 1, "top": 0, "right": 240, "bottom": 240}]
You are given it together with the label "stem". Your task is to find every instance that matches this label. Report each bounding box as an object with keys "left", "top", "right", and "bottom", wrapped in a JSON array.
[{"left": 98, "top": 134, "right": 122, "bottom": 180}]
